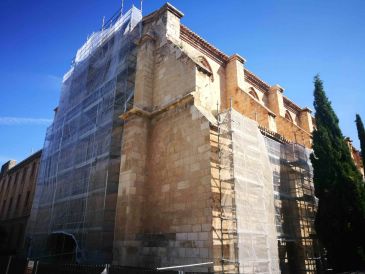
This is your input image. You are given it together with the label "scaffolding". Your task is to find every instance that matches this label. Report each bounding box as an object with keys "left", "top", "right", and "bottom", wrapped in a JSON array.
[
  {"left": 27, "top": 6, "right": 142, "bottom": 264},
  {"left": 216, "top": 109, "right": 239, "bottom": 273},
  {"left": 216, "top": 109, "right": 280, "bottom": 273},
  {"left": 216, "top": 108, "right": 319, "bottom": 273},
  {"left": 264, "top": 135, "right": 321, "bottom": 273}
]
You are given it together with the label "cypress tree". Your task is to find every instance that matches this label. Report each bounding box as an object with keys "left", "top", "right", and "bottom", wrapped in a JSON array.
[
  {"left": 355, "top": 114, "right": 365, "bottom": 174},
  {"left": 310, "top": 75, "right": 365, "bottom": 271}
]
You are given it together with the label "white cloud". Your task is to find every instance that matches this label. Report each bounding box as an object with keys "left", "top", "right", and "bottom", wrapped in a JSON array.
[
  {"left": 3, "top": 73, "right": 62, "bottom": 93},
  {"left": 0, "top": 117, "right": 52, "bottom": 126}
]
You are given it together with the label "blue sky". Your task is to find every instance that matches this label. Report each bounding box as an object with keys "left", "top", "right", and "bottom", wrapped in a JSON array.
[{"left": 0, "top": 0, "right": 364, "bottom": 166}]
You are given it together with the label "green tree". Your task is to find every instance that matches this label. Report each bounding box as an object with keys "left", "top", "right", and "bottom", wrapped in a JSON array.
[
  {"left": 355, "top": 114, "right": 365, "bottom": 174},
  {"left": 310, "top": 75, "right": 365, "bottom": 271}
]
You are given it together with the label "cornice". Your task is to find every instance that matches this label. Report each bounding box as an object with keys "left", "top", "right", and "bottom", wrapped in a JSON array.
[
  {"left": 180, "top": 25, "right": 229, "bottom": 65},
  {"left": 259, "top": 125, "right": 291, "bottom": 144},
  {"left": 283, "top": 97, "right": 302, "bottom": 113},
  {"left": 120, "top": 93, "right": 195, "bottom": 121},
  {"left": 244, "top": 69, "right": 271, "bottom": 93},
  {"left": 143, "top": 2, "right": 184, "bottom": 25},
  {"left": 2, "top": 150, "right": 42, "bottom": 175}
]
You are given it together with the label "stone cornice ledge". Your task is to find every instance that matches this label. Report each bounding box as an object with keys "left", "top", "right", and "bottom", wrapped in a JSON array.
[
  {"left": 120, "top": 93, "right": 195, "bottom": 120},
  {"left": 180, "top": 25, "right": 229, "bottom": 65},
  {"left": 259, "top": 125, "right": 290, "bottom": 144},
  {"left": 163, "top": 2, "right": 184, "bottom": 18},
  {"left": 143, "top": 2, "right": 184, "bottom": 24}
]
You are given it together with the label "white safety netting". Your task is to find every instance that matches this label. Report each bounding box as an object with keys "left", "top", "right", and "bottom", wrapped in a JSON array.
[
  {"left": 27, "top": 7, "right": 142, "bottom": 264},
  {"left": 230, "top": 109, "right": 280, "bottom": 273}
]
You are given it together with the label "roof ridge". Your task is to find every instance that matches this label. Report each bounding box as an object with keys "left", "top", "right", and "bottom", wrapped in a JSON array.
[
  {"left": 180, "top": 24, "right": 229, "bottom": 64},
  {"left": 244, "top": 68, "right": 271, "bottom": 92}
]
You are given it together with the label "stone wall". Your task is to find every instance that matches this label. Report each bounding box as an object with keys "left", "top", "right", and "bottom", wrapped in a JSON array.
[
  {"left": 180, "top": 40, "right": 226, "bottom": 114},
  {"left": 114, "top": 102, "right": 214, "bottom": 271},
  {"left": 114, "top": 5, "right": 217, "bottom": 270},
  {"left": 152, "top": 42, "right": 196, "bottom": 108},
  {"left": 113, "top": 114, "right": 149, "bottom": 265}
]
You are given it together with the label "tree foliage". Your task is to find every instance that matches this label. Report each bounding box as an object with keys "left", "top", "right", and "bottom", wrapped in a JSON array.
[
  {"left": 310, "top": 75, "right": 365, "bottom": 271},
  {"left": 356, "top": 114, "right": 365, "bottom": 174}
]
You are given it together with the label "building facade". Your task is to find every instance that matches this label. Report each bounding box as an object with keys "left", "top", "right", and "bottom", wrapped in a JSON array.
[
  {"left": 0, "top": 150, "right": 41, "bottom": 255},
  {"left": 345, "top": 137, "right": 364, "bottom": 178},
  {"left": 28, "top": 3, "right": 321, "bottom": 273}
]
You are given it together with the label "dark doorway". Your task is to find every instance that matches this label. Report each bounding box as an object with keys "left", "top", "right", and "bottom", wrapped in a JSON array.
[{"left": 45, "top": 233, "right": 77, "bottom": 263}]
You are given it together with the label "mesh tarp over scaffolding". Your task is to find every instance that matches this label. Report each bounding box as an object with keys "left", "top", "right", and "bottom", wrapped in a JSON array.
[
  {"left": 218, "top": 109, "right": 280, "bottom": 273},
  {"left": 27, "top": 7, "right": 142, "bottom": 264},
  {"left": 264, "top": 137, "right": 320, "bottom": 273},
  {"left": 217, "top": 109, "right": 319, "bottom": 273}
]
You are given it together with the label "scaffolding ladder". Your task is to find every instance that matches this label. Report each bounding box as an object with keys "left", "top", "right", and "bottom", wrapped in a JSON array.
[{"left": 217, "top": 109, "right": 239, "bottom": 273}]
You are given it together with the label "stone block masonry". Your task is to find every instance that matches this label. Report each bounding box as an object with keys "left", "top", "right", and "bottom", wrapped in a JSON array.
[{"left": 114, "top": 101, "right": 214, "bottom": 271}]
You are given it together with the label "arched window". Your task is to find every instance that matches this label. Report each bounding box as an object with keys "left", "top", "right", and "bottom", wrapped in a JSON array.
[
  {"left": 197, "top": 56, "right": 214, "bottom": 81},
  {"left": 285, "top": 110, "right": 293, "bottom": 122},
  {"left": 249, "top": 88, "right": 259, "bottom": 100},
  {"left": 198, "top": 56, "right": 212, "bottom": 73}
]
